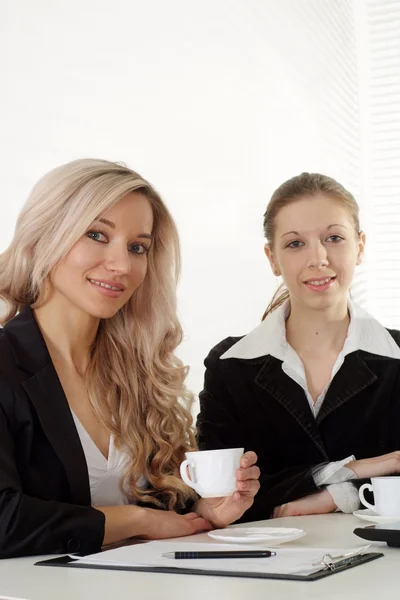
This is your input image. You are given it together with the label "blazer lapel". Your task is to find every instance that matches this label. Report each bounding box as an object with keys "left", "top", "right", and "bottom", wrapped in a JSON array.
[
  {"left": 254, "top": 355, "right": 329, "bottom": 460},
  {"left": 316, "top": 352, "right": 377, "bottom": 424},
  {"left": 4, "top": 306, "right": 91, "bottom": 505},
  {"left": 22, "top": 366, "right": 91, "bottom": 505}
]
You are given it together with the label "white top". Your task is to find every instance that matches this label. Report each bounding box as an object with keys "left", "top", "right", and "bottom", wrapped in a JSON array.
[
  {"left": 71, "top": 411, "right": 146, "bottom": 507},
  {"left": 220, "top": 300, "right": 400, "bottom": 513}
]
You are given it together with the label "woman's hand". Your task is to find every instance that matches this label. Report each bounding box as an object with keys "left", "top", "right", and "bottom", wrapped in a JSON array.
[
  {"left": 140, "top": 509, "right": 213, "bottom": 540},
  {"left": 346, "top": 452, "right": 400, "bottom": 479},
  {"left": 99, "top": 505, "right": 212, "bottom": 545},
  {"left": 272, "top": 489, "right": 337, "bottom": 518},
  {"left": 194, "top": 451, "right": 260, "bottom": 528}
]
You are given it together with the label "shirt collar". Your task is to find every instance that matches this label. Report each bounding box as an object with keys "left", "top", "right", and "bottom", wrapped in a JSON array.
[{"left": 220, "top": 299, "right": 400, "bottom": 361}]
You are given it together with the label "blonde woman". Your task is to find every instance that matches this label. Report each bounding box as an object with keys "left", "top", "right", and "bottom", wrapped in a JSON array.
[
  {"left": 198, "top": 172, "right": 400, "bottom": 521},
  {"left": 0, "top": 159, "right": 260, "bottom": 558}
]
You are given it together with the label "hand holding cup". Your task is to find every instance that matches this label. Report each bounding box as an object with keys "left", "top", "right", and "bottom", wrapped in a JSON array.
[{"left": 180, "top": 448, "right": 260, "bottom": 528}]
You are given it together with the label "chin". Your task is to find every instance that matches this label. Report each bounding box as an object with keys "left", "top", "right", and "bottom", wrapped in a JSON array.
[
  {"left": 307, "top": 294, "right": 343, "bottom": 310},
  {"left": 84, "top": 302, "right": 124, "bottom": 320},
  {"left": 94, "top": 308, "right": 122, "bottom": 319}
]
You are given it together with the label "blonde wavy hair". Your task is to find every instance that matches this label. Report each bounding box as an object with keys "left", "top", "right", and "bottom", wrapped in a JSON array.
[
  {"left": 0, "top": 158, "right": 197, "bottom": 509},
  {"left": 262, "top": 172, "right": 361, "bottom": 320}
]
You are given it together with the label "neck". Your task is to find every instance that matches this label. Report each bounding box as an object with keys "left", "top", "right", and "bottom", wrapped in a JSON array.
[
  {"left": 33, "top": 293, "right": 99, "bottom": 374},
  {"left": 285, "top": 298, "right": 350, "bottom": 356}
]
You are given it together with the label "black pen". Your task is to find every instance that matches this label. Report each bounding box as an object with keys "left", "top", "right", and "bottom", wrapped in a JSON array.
[{"left": 162, "top": 550, "right": 276, "bottom": 559}]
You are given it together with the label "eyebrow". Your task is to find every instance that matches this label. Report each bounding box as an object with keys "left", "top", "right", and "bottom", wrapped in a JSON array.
[
  {"left": 280, "top": 223, "right": 347, "bottom": 238},
  {"left": 98, "top": 218, "right": 116, "bottom": 229},
  {"left": 97, "top": 218, "right": 152, "bottom": 240}
]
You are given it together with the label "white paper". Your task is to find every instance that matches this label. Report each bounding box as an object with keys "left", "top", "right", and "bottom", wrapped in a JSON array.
[{"left": 73, "top": 542, "right": 371, "bottom": 576}]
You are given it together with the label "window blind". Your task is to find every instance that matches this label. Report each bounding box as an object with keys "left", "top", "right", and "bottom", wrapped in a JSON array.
[{"left": 359, "top": 0, "right": 400, "bottom": 326}]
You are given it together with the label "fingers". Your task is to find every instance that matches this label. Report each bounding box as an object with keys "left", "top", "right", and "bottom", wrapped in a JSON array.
[
  {"left": 182, "top": 512, "right": 213, "bottom": 532},
  {"left": 237, "top": 465, "right": 260, "bottom": 482},
  {"left": 235, "top": 463, "right": 260, "bottom": 497},
  {"left": 272, "top": 504, "right": 291, "bottom": 518},
  {"left": 190, "top": 517, "right": 213, "bottom": 532},
  {"left": 240, "top": 451, "right": 258, "bottom": 469},
  {"left": 183, "top": 512, "right": 203, "bottom": 520},
  {"left": 273, "top": 503, "right": 297, "bottom": 518},
  {"left": 229, "top": 490, "right": 256, "bottom": 512},
  {"left": 236, "top": 478, "right": 260, "bottom": 497}
]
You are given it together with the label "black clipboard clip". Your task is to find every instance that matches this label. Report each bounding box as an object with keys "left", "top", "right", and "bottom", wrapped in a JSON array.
[{"left": 312, "top": 545, "right": 371, "bottom": 571}]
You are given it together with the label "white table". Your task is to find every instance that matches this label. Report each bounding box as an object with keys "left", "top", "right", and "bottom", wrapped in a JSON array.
[{"left": 0, "top": 514, "right": 398, "bottom": 600}]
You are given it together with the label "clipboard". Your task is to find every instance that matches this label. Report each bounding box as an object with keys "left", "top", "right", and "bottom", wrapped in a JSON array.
[{"left": 35, "top": 551, "right": 383, "bottom": 581}]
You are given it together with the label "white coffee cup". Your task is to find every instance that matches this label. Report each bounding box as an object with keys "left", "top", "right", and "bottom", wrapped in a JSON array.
[
  {"left": 180, "top": 448, "right": 244, "bottom": 498},
  {"left": 359, "top": 477, "right": 400, "bottom": 517}
]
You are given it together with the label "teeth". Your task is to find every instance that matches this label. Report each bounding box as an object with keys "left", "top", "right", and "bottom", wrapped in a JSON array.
[
  {"left": 307, "top": 278, "right": 331, "bottom": 286},
  {"left": 89, "top": 279, "right": 122, "bottom": 291}
]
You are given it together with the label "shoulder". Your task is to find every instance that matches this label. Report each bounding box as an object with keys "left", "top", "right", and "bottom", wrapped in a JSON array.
[{"left": 204, "top": 336, "right": 244, "bottom": 367}]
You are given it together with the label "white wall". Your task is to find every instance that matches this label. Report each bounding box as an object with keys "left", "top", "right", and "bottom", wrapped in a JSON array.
[{"left": 1, "top": 0, "right": 361, "bottom": 403}]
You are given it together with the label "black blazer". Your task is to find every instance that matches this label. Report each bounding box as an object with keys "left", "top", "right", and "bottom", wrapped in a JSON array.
[
  {"left": 197, "top": 332, "right": 400, "bottom": 523},
  {"left": 0, "top": 307, "right": 107, "bottom": 558}
]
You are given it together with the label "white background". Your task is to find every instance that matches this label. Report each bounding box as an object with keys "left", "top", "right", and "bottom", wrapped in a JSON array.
[{"left": 1, "top": 0, "right": 398, "bottom": 403}]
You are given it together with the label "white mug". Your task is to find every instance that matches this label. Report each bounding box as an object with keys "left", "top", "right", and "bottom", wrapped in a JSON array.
[
  {"left": 359, "top": 477, "right": 400, "bottom": 517},
  {"left": 180, "top": 448, "right": 244, "bottom": 498}
]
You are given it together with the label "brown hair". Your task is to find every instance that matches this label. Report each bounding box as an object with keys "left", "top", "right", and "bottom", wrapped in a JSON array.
[{"left": 262, "top": 172, "right": 361, "bottom": 320}]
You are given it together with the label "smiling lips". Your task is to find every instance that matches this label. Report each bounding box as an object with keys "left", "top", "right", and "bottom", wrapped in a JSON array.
[
  {"left": 304, "top": 276, "right": 336, "bottom": 292},
  {"left": 88, "top": 278, "right": 126, "bottom": 298}
]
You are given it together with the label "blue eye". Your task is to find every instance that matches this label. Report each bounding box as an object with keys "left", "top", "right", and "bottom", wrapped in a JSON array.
[
  {"left": 129, "top": 243, "right": 149, "bottom": 255},
  {"left": 87, "top": 231, "right": 107, "bottom": 242},
  {"left": 87, "top": 230, "right": 149, "bottom": 255},
  {"left": 287, "top": 240, "right": 304, "bottom": 249},
  {"left": 327, "top": 235, "right": 344, "bottom": 243}
]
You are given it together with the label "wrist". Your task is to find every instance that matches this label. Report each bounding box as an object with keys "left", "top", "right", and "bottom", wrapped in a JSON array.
[
  {"left": 345, "top": 460, "right": 358, "bottom": 477},
  {"left": 126, "top": 505, "right": 149, "bottom": 537},
  {"left": 97, "top": 505, "right": 149, "bottom": 546},
  {"left": 194, "top": 498, "right": 227, "bottom": 529},
  {"left": 193, "top": 498, "right": 209, "bottom": 521}
]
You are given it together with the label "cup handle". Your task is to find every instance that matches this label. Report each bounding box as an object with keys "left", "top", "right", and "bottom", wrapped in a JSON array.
[
  {"left": 359, "top": 483, "right": 375, "bottom": 511},
  {"left": 180, "top": 459, "right": 196, "bottom": 489}
]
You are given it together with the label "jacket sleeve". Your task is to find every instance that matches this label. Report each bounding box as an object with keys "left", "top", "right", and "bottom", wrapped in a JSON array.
[
  {"left": 196, "top": 355, "right": 324, "bottom": 522},
  {"left": 0, "top": 381, "right": 105, "bottom": 558}
]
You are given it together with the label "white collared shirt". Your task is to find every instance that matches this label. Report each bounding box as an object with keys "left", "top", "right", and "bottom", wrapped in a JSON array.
[{"left": 220, "top": 300, "right": 400, "bottom": 513}]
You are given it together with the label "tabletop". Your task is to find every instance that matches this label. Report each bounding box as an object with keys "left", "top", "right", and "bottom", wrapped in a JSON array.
[{"left": 0, "top": 513, "right": 397, "bottom": 600}]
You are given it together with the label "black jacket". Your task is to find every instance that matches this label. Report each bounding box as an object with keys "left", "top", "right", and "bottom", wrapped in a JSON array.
[
  {"left": 197, "top": 331, "right": 400, "bottom": 522},
  {"left": 0, "top": 306, "right": 107, "bottom": 557}
]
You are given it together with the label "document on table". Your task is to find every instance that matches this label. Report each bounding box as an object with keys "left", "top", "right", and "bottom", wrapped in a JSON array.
[{"left": 71, "top": 541, "right": 371, "bottom": 577}]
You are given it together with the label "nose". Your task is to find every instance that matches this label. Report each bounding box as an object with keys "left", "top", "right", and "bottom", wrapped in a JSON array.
[
  {"left": 306, "top": 241, "right": 329, "bottom": 269},
  {"left": 104, "top": 245, "right": 131, "bottom": 275}
]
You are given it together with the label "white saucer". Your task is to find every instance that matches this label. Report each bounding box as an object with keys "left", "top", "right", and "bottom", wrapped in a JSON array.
[
  {"left": 207, "top": 527, "right": 306, "bottom": 545},
  {"left": 353, "top": 508, "right": 400, "bottom": 524}
]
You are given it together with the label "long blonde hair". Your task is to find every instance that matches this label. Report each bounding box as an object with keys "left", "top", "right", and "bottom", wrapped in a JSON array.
[
  {"left": 0, "top": 158, "right": 197, "bottom": 509},
  {"left": 262, "top": 172, "right": 361, "bottom": 320}
]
